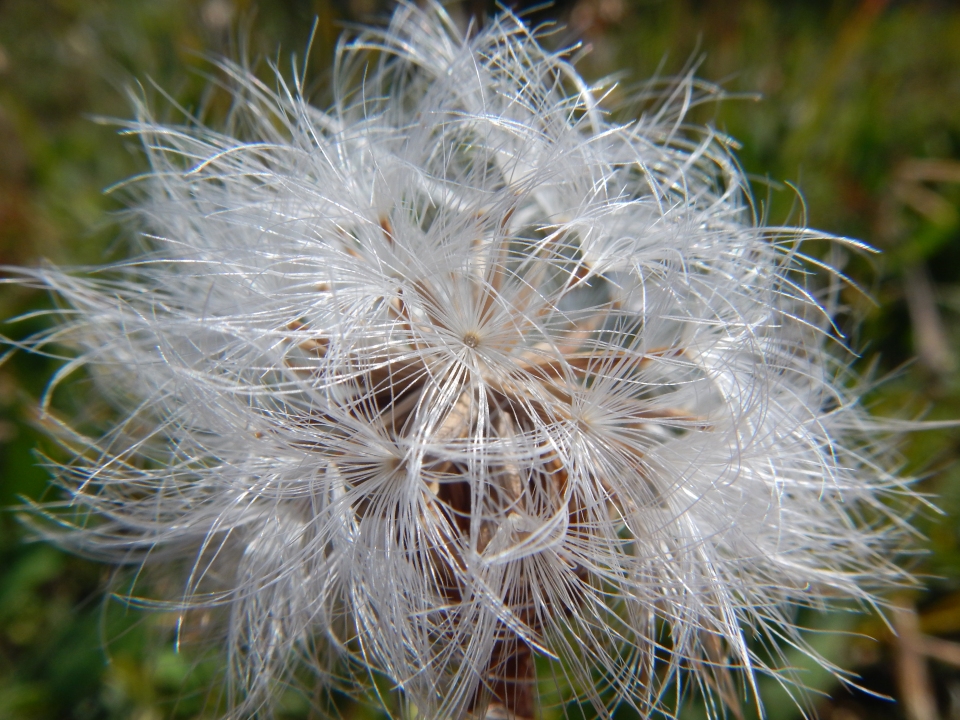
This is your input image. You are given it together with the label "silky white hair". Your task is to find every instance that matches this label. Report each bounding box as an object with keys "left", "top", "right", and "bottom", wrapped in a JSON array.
[{"left": 4, "top": 2, "right": 915, "bottom": 719}]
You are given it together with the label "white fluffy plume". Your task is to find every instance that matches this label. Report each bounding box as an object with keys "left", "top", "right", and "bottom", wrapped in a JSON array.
[{"left": 4, "top": 2, "right": 914, "bottom": 718}]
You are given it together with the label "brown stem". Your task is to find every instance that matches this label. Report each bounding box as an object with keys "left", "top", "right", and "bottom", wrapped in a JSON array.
[{"left": 479, "top": 638, "right": 536, "bottom": 720}]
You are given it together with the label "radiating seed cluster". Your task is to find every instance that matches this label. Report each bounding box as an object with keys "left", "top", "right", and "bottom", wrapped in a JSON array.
[{"left": 6, "top": 2, "right": 913, "bottom": 719}]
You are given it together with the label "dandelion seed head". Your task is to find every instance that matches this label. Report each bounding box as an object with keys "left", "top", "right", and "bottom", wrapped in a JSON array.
[{"left": 5, "top": 2, "right": 916, "bottom": 719}]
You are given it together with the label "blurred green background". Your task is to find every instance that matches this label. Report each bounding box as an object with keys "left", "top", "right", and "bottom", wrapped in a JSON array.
[{"left": 2, "top": 0, "right": 960, "bottom": 718}]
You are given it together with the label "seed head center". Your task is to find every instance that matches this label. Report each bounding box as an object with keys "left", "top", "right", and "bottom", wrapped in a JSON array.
[{"left": 463, "top": 331, "right": 481, "bottom": 349}]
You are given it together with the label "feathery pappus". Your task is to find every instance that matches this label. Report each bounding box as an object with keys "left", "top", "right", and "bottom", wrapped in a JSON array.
[{"left": 3, "top": 2, "right": 916, "bottom": 718}]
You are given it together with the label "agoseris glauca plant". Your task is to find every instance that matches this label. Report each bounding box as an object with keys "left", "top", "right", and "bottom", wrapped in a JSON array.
[{"left": 5, "top": 2, "right": 913, "bottom": 718}]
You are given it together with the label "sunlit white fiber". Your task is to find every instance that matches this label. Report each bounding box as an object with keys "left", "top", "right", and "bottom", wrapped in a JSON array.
[{"left": 4, "top": 2, "right": 914, "bottom": 718}]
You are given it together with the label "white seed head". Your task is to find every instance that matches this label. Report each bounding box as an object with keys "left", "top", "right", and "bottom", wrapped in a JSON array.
[{"left": 6, "top": 3, "right": 915, "bottom": 719}]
